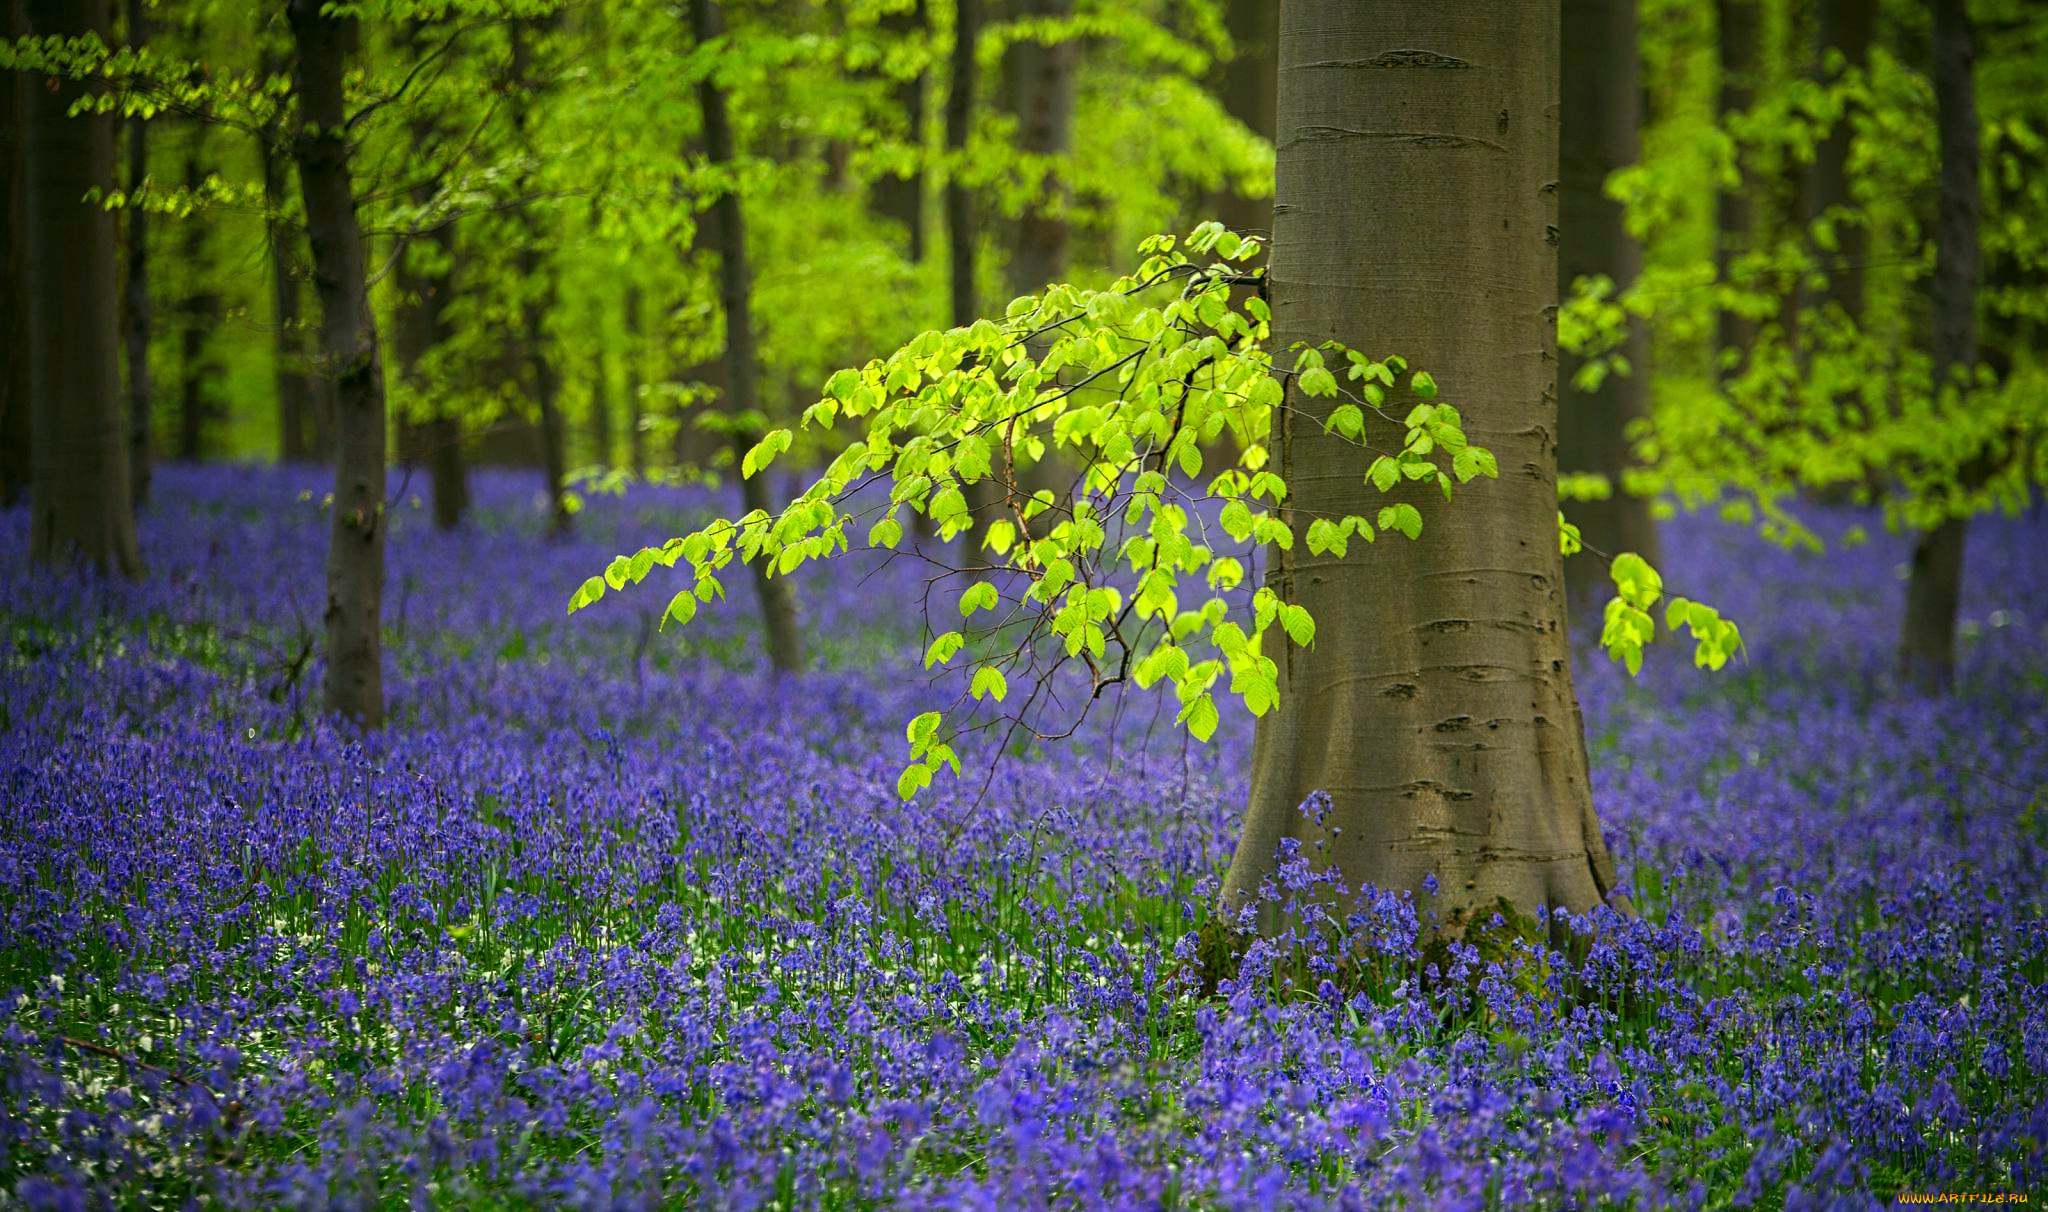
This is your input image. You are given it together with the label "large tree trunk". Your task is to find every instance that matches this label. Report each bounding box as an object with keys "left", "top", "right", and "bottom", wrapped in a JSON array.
[
  {"left": 2, "top": 0, "right": 31, "bottom": 508},
  {"left": 121, "top": 0, "right": 150, "bottom": 507},
  {"left": 24, "top": 0, "right": 141, "bottom": 575},
  {"left": 290, "top": 0, "right": 386, "bottom": 728},
  {"left": 692, "top": 0, "right": 803, "bottom": 674},
  {"left": 1714, "top": 0, "right": 1760, "bottom": 372},
  {"left": 1002, "top": 0, "right": 1075, "bottom": 299},
  {"left": 175, "top": 126, "right": 221, "bottom": 463},
  {"left": 1899, "top": 0, "right": 1979, "bottom": 697},
  {"left": 1222, "top": 0, "right": 1617, "bottom": 927},
  {"left": 1213, "top": 0, "right": 1277, "bottom": 241},
  {"left": 1557, "top": 0, "right": 1658, "bottom": 602},
  {"left": 870, "top": 0, "right": 928, "bottom": 262}
]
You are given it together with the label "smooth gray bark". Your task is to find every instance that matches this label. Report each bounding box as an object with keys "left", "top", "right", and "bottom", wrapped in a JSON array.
[
  {"left": 1558, "top": 0, "right": 1658, "bottom": 601},
  {"left": 1221, "top": 0, "right": 1617, "bottom": 927},
  {"left": 24, "top": 0, "right": 141, "bottom": 575},
  {"left": 290, "top": 0, "right": 386, "bottom": 728},
  {"left": 692, "top": 0, "right": 804, "bottom": 674},
  {"left": 1899, "top": 0, "right": 1979, "bottom": 696}
]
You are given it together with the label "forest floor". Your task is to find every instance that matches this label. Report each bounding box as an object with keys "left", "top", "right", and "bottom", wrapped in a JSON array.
[{"left": 1, "top": 465, "right": 2043, "bottom": 1208}]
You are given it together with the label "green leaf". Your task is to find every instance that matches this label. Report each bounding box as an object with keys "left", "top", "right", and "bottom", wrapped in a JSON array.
[
  {"left": 665, "top": 591, "right": 697, "bottom": 627},
  {"left": 1377, "top": 503, "right": 1423, "bottom": 540},
  {"left": 741, "top": 428, "right": 793, "bottom": 479},
  {"left": 896, "top": 762, "right": 932, "bottom": 800},
  {"left": 1219, "top": 500, "right": 1254, "bottom": 542},
  {"left": 924, "top": 631, "right": 964, "bottom": 668},
  {"left": 960, "top": 581, "right": 999, "bottom": 617},
  {"left": 970, "top": 666, "right": 1009, "bottom": 702},
  {"left": 1411, "top": 370, "right": 1438, "bottom": 399},
  {"left": 1280, "top": 603, "right": 1315, "bottom": 647},
  {"left": 906, "top": 710, "right": 942, "bottom": 748},
  {"left": 1179, "top": 692, "right": 1220, "bottom": 742},
  {"left": 1299, "top": 366, "right": 1339, "bottom": 398},
  {"left": 568, "top": 575, "right": 606, "bottom": 614}
]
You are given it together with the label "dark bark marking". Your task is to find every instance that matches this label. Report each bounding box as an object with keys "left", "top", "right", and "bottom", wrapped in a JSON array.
[
  {"left": 1301, "top": 49, "right": 1472, "bottom": 69},
  {"left": 1282, "top": 127, "right": 1506, "bottom": 153}
]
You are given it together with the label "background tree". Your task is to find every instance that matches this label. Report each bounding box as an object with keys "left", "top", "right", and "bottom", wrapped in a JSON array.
[
  {"left": 120, "top": 0, "right": 150, "bottom": 507},
  {"left": 0, "top": 0, "right": 25, "bottom": 508},
  {"left": 1899, "top": 0, "right": 1983, "bottom": 695},
  {"left": 692, "top": 0, "right": 802, "bottom": 673},
  {"left": 22, "top": 0, "right": 141, "bottom": 575},
  {"left": 1557, "top": 0, "right": 1660, "bottom": 602},
  {"left": 289, "top": 0, "right": 386, "bottom": 727}
]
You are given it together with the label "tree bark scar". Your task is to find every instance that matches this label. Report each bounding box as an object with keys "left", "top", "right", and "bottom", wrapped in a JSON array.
[
  {"left": 1281, "top": 128, "right": 1507, "bottom": 153},
  {"left": 1300, "top": 50, "right": 1474, "bottom": 69}
]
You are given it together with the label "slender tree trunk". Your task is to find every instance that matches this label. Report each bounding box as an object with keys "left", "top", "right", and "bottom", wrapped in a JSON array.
[
  {"left": 175, "top": 128, "right": 221, "bottom": 463},
  {"left": 2, "top": 0, "right": 32, "bottom": 508},
  {"left": 121, "top": 0, "right": 150, "bottom": 506},
  {"left": 1213, "top": 0, "right": 1277, "bottom": 242},
  {"left": 692, "top": 0, "right": 803, "bottom": 674},
  {"left": 945, "top": 0, "right": 978, "bottom": 329},
  {"left": 259, "top": 69, "right": 326, "bottom": 468},
  {"left": 947, "top": 0, "right": 1005, "bottom": 560},
  {"left": 289, "top": 0, "right": 386, "bottom": 728},
  {"left": 1558, "top": 0, "right": 1658, "bottom": 602},
  {"left": 396, "top": 219, "right": 467, "bottom": 530},
  {"left": 510, "top": 19, "right": 572, "bottom": 536},
  {"left": 262, "top": 123, "right": 306, "bottom": 463},
  {"left": 1808, "top": 0, "right": 1870, "bottom": 323},
  {"left": 589, "top": 345, "right": 613, "bottom": 469},
  {"left": 870, "top": 0, "right": 928, "bottom": 262},
  {"left": 1715, "top": 0, "right": 1760, "bottom": 371},
  {"left": 625, "top": 285, "right": 646, "bottom": 477},
  {"left": 1222, "top": 0, "right": 1616, "bottom": 927},
  {"left": 1002, "top": 0, "right": 1075, "bottom": 299},
  {"left": 1899, "top": 0, "right": 1979, "bottom": 696},
  {"left": 24, "top": 0, "right": 141, "bottom": 574}
]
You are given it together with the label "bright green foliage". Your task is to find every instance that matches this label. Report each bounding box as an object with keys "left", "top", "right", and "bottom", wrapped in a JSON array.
[
  {"left": 1600, "top": 551, "right": 1744, "bottom": 677},
  {"left": 1563, "top": 0, "right": 2048, "bottom": 554},
  {"left": 576, "top": 224, "right": 1734, "bottom": 797}
]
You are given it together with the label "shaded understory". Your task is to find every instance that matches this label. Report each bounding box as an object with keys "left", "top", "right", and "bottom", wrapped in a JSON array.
[{"left": 1, "top": 466, "right": 2042, "bottom": 1208}]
